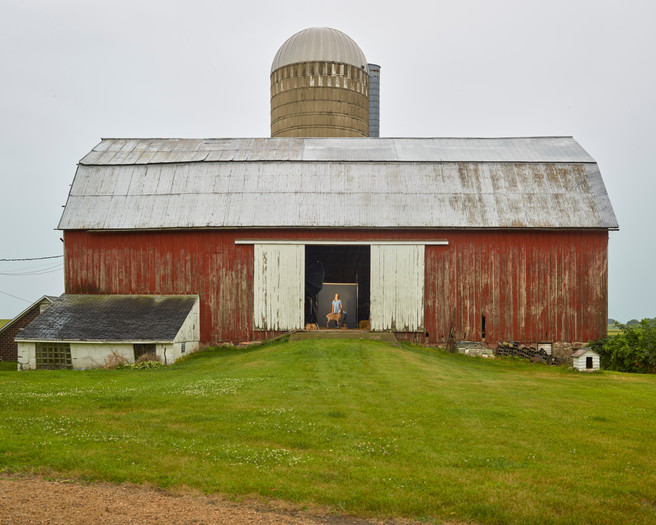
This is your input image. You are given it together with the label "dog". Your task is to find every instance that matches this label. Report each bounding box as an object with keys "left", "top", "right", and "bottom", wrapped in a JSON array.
[
  {"left": 326, "top": 312, "right": 343, "bottom": 328},
  {"left": 305, "top": 323, "right": 319, "bottom": 331}
]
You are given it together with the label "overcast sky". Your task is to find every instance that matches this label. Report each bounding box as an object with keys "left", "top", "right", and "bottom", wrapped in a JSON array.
[{"left": 1, "top": 0, "right": 654, "bottom": 323}]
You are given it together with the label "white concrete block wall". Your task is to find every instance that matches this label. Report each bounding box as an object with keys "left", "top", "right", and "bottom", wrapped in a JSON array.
[
  {"left": 573, "top": 352, "right": 600, "bottom": 371},
  {"left": 16, "top": 342, "right": 35, "bottom": 370}
]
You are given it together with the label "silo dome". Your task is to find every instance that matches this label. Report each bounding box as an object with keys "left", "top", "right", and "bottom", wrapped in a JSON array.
[
  {"left": 270, "top": 27, "right": 370, "bottom": 138},
  {"left": 271, "top": 27, "right": 368, "bottom": 73}
]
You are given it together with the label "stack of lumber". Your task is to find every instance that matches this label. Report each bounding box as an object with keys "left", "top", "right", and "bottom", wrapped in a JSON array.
[{"left": 494, "top": 341, "right": 562, "bottom": 365}]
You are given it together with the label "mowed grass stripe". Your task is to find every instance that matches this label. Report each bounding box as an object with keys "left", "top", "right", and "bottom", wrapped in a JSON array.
[{"left": 0, "top": 340, "right": 655, "bottom": 524}]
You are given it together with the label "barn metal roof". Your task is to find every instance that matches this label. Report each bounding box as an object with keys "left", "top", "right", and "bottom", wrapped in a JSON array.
[
  {"left": 78, "top": 137, "right": 595, "bottom": 164},
  {"left": 59, "top": 137, "right": 618, "bottom": 231},
  {"left": 16, "top": 294, "right": 198, "bottom": 343}
]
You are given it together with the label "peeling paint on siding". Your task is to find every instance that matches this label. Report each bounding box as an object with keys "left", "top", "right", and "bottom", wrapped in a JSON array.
[
  {"left": 371, "top": 244, "right": 425, "bottom": 332},
  {"left": 254, "top": 244, "right": 304, "bottom": 331},
  {"left": 64, "top": 229, "right": 608, "bottom": 345},
  {"left": 424, "top": 230, "right": 608, "bottom": 344}
]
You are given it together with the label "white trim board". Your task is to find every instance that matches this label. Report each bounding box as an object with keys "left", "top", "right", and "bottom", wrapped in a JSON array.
[{"left": 236, "top": 240, "right": 448, "bottom": 246}]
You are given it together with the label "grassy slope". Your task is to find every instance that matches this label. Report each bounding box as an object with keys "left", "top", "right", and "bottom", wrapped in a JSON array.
[{"left": 0, "top": 340, "right": 655, "bottom": 524}]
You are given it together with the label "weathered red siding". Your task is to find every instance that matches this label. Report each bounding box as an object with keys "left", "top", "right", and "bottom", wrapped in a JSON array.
[
  {"left": 424, "top": 230, "right": 608, "bottom": 345},
  {"left": 64, "top": 229, "right": 608, "bottom": 345},
  {"left": 64, "top": 230, "right": 254, "bottom": 343}
]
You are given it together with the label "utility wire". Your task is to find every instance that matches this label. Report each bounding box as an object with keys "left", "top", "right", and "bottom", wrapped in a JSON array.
[
  {"left": 0, "top": 255, "right": 63, "bottom": 262},
  {"left": 0, "top": 264, "right": 64, "bottom": 276},
  {"left": 0, "top": 290, "right": 32, "bottom": 303},
  {"left": 0, "top": 260, "right": 63, "bottom": 272}
]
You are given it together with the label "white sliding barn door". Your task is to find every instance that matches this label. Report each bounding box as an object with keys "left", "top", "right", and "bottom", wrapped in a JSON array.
[
  {"left": 370, "top": 244, "right": 425, "bottom": 332},
  {"left": 253, "top": 244, "right": 304, "bottom": 331}
]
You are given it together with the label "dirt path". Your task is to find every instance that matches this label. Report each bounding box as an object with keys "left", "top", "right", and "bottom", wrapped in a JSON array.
[{"left": 0, "top": 474, "right": 423, "bottom": 525}]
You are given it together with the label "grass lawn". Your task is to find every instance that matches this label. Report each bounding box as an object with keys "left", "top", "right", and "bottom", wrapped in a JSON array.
[
  {"left": 0, "top": 362, "right": 17, "bottom": 372},
  {"left": 1, "top": 340, "right": 655, "bottom": 524}
]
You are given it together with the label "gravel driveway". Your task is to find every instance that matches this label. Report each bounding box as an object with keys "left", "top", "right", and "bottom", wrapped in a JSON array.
[{"left": 0, "top": 474, "right": 425, "bottom": 525}]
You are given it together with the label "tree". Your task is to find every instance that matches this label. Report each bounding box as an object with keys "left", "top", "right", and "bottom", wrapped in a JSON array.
[{"left": 592, "top": 319, "right": 656, "bottom": 373}]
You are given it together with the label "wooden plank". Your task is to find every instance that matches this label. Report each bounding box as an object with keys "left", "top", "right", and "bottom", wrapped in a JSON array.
[
  {"left": 254, "top": 244, "right": 304, "bottom": 331},
  {"left": 371, "top": 244, "right": 424, "bottom": 332}
]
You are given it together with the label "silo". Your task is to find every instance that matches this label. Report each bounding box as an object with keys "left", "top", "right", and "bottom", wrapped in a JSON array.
[
  {"left": 270, "top": 28, "right": 370, "bottom": 138},
  {"left": 367, "top": 63, "right": 380, "bottom": 137}
]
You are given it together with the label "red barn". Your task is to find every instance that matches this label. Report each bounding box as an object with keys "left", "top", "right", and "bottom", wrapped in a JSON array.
[
  {"left": 16, "top": 28, "right": 618, "bottom": 369},
  {"left": 56, "top": 136, "right": 617, "bottom": 358}
]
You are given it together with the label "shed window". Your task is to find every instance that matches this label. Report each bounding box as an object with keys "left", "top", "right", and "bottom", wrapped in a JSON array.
[
  {"left": 36, "top": 343, "right": 72, "bottom": 370},
  {"left": 134, "top": 343, "right": 156, "bottom": 361}
]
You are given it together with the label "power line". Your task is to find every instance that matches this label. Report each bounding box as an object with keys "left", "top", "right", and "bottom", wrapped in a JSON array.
[
  {"left": 0, "top": 290, "right": 32, "bottom": 303},
  {"left": 0, "top": 260, "right": 63, "bottom": 273},
  {"left": 0, "top": 255, "right": 63, "bottom": 262},
  {"left": 0, "top": 264, "right": 64, "bottom": 276}
]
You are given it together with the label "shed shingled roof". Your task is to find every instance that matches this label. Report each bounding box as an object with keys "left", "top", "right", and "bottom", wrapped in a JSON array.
[
  {"left": 15, "top": 295, "right": 198, "bottom": 342},
  {"left": 59, "top": 137, "right": 618, "bottom": 231}
]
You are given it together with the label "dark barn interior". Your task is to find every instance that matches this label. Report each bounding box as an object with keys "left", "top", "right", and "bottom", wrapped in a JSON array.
[{"left": 304, "top": 245, "right": 370, "bottom": 326}]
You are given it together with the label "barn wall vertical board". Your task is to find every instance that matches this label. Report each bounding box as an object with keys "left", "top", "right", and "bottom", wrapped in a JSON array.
[
  {"left": 422, "top": 230, "right": 608, "bottom": 345},
  {"left": 63, "top": 230, "right": 254, "bottom": 343},
  {"left": 370, "top": 244, "right": 424, "bottom": 332},
  {"left": 64, "top": 229, "right": 608, "bottom": 345},
  {"left": 253, "top": 244, "right": 304, "bottom": 331}
]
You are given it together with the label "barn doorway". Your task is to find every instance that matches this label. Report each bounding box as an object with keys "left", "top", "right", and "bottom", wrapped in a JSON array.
[
  {"left": 305, "top": 245, "right": 370, "bottom": 327},
  {"left": 247, "top": 240, "right": 432, "bottom": 333}
]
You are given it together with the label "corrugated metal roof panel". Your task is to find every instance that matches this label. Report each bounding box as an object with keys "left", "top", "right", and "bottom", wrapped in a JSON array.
[
  {"left": 79, "top": 137, "right": 597, "bottom": 165},
  {"left": 78, "top": 150, "right": 105, "bottom": 164},
  {"left": 135, "top": 150, "right": 157, "bottom": 164},
  {"left": 94, "top": 149, "right": 119, "bottom": 164},
  {"left": 58, "top": 161, "right": 618, "bottom": 230},
  {"left": 303, "top": 137, "right": 399, "bottom": 161},
  {"left": 105, "top": 138, "right": 128, "bottom": 152}
]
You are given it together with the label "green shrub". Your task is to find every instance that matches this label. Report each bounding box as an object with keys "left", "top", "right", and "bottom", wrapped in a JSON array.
[
  {"left": 117, "top": 360, "right": 164, "bottom": 370},
  {"left": 591, "top": 318, "right": 656, "bottom": 373},
  {"left": 136, "top": 352, "right": 162, "bottom": 364}
]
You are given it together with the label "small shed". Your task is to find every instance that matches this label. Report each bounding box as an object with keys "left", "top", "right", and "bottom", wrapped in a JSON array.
[
  {"left": 15, "top": 294, "right": 200, "bottom": 370},
  {"left": 572, "top": 347, "right": 600, "bottom": 372}
]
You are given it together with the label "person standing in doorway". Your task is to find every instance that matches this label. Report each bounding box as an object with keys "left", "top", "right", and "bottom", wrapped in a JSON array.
[
  {"left": 331, "top": 293, "right": 347, "bottom": 328},
  {"left": 332, "top": 293, "right": 343, "bottom": 315}
]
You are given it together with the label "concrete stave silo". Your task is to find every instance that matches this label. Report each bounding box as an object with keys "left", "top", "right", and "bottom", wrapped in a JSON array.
[
  {"left": 270, "top": 27, "right": 371, "bottom": 137},
  {"left": 367, "top": 63, "right": 380, "bottom": 137}
]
